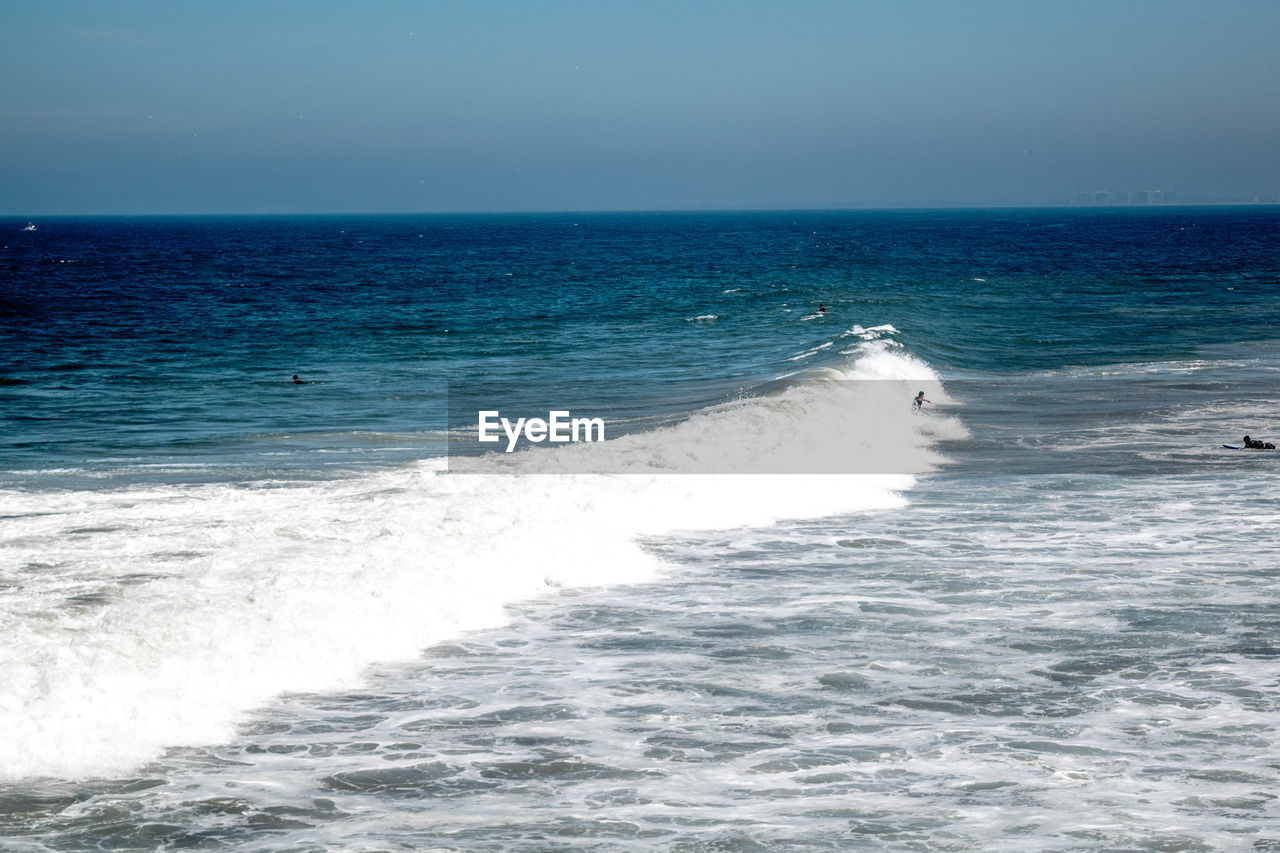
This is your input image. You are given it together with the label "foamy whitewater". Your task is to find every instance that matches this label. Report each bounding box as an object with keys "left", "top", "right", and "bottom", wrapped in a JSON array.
[
  {"left": 2, "top": 209, "right": 1279, "bottom": 850},
  {"left": 1, "top": 337, "right": 957, "bottom": 781}
]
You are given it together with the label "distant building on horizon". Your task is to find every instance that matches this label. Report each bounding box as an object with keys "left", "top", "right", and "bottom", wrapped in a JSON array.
[{"left": 1074, "top": 189, "right": 1178, "bottom": 206}]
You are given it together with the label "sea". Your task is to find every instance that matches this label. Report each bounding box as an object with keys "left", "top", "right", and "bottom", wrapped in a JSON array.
[{"left": 1, "top": 207, "right": 1278, "bottom": 851}]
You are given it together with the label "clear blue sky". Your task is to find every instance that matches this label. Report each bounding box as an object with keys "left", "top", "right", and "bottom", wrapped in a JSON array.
[{"left": 3, "top": 1, "right": 1277, "bottom": 214}]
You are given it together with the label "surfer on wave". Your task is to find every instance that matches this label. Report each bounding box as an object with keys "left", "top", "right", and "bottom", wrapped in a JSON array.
[{"left": 1242, "top": 435, "right": 1275, "bottom": 450}]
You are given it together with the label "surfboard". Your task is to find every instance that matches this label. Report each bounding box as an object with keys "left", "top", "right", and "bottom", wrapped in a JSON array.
[{"left": 1223, "top": 444, "right": 1275, "bottom": 451}]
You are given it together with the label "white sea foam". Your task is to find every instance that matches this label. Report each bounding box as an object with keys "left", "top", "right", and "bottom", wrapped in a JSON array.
[
  {"left": 786, "top": 341, "right": 834, "bottom": 361},
  {"left": 0, "top": 340, "right": 959, "bottom": 780},
  {"left": 843, "top": 323, "right": 899, "bottom": 340}
]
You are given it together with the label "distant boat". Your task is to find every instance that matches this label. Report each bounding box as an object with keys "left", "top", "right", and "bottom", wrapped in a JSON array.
[{"left": 21, "top": 222, "right": 36, "bottom": 231}]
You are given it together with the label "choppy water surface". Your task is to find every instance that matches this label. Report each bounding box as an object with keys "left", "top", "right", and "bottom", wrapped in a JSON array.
[
  {"left": 7, "top": 465, "right": 1279, "bottom": 851},
  {"left": 2, "top": 209, "right": 1279, "bottom": 850}
]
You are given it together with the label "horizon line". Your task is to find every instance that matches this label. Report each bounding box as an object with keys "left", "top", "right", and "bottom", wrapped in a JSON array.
[{"left": 8, "top": 200, "right": 1280, "bottom": 220}]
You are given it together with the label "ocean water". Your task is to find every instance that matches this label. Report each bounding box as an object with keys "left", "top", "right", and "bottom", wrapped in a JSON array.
[{"left": 2, "top": 208, "right": 1279, "bottom": 850}]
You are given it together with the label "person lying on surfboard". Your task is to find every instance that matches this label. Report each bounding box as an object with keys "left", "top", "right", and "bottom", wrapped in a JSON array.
[{"left": 1242, "top": 435, "right": 1275, "bottom": 450}]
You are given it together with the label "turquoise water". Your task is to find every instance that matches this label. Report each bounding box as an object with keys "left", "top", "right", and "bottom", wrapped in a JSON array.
[
  {"left": 2, "top": 208, "right": 1279, "bottom": 850},
  {"left": 5, "top": 208, "right": 1277, "bottom": 477}
]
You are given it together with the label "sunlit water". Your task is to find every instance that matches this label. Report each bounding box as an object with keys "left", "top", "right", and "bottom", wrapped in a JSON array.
[{"left": 2, "top": 209, "right": 1279, "bottom": 850}]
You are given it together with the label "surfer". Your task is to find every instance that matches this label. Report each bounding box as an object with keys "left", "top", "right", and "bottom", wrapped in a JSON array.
[
  {"left": 1242, "top": 435, "right": 1275, "bottom": 450},
  {"left": 913, "top": 391, "right": 930, "bottom": 410},
  {"left": 818, "top": 303, "right": 826, "bottom": 313},
  {"left": 292, "top": 374, "right": 304, "bottom": 385}
]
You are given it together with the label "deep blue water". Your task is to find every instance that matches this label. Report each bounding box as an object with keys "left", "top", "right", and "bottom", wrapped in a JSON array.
[{"left": 4, "top": 208, "right": 1278, "bottom": 481}]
